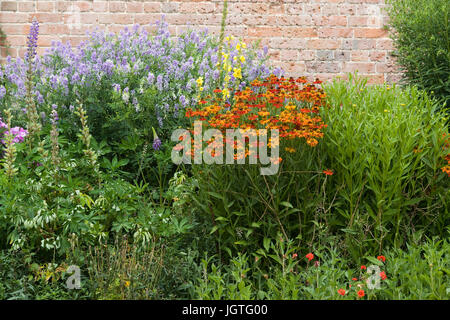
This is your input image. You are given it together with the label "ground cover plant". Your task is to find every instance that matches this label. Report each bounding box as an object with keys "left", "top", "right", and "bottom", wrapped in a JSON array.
[{"left": 0, "top": 14, "right": 449, "bottom": 300}]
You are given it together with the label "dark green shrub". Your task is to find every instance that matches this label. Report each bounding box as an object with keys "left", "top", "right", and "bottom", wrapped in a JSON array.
[{"left": 386, "top": 0, "right": 450, "bottom": 108}]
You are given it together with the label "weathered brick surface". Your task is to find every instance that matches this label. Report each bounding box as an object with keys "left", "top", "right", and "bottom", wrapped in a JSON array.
[{"left": 0, "top": 0, "right": 401, "bottom": 83}]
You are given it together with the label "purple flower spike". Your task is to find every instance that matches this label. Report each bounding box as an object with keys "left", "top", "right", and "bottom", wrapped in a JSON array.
[
  {"left": 26, "top": 18, "right": 39, "bottom": 62},
  {"left": 152, "top": 137, "right": 162, "bottom": 151}
]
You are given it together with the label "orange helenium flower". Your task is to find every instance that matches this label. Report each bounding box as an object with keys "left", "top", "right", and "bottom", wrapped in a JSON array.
[{"left": 305, "top": 253, "right": 314, "bottom": 261}]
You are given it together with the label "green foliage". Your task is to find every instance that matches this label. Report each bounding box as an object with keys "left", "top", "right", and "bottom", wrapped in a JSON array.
[
  {"left": 386, "top": 0, "right": 450, "bottom": 107},
  {"left": 190, "top": 75, "right": 449, "bottom": 260},
  {"left": 191, "top": 236, "right": 450, "bottom": 300},
  {"left": 322, "top": 74, "right": 449, "bottom": 256}
]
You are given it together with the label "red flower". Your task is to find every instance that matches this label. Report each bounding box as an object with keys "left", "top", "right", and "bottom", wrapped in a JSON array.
[
  {"left": 380, "top": 271, "right": 387, "bottom": 280},
  {"left": 323, "top": 169, "right": 333, "bottom": 176},
  {"left": 377, "top": 255, "right": 386, "bottom": 263},
  {"left": 357, "top": 290, "right": 365, "bottom": 298},
  {"left": 313, "top": 78, "right": 323, "bottom": 84},
  {"left": 292, "top": 253, "right": 298, "bottom": 259},
  {"left": 361, "top": 265, "right": 367, "bottom": 270},
  {"left": 352, "top": 277, "right": 357, "bottom": 281},
  {"left": 337, "top": 289, "right": 346, "bottom": 296},
  {"left": 306, "top": 253, "right": 314, "bottom": 261}
]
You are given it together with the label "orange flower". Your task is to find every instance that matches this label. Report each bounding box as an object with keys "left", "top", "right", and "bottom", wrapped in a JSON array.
[
  {"left": 352, "top": 277, "right": 358, "bottom": 281},
  {"left": 185, "top": 75, "right": 327, "bottom": 163},
  {"left": 377, "top": 255, "right": 386, "bottom": 263},
  {"left": 323, "top": 169, "right": 333, "bottom": 176},
  {"left": 357, "top": 290, "right": 365, "bottom": 298},
  {"left": 380, "top": 271, "right": 387, "bottom": 280},
  {"left": 337, "top": 289, "right": 346, "bottom": 296},
  {"left": 305, "top": 253, "right": 314, "bottom": 261}
]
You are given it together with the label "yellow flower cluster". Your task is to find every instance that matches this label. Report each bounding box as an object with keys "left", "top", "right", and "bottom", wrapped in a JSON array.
[{"left": 220, "top": 36, "right": 247, "bottom": 100}]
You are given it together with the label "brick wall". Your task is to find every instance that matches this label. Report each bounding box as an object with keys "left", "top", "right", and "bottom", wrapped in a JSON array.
[{"left": 0, "top": 0, "right": 401, "bottom": 83}]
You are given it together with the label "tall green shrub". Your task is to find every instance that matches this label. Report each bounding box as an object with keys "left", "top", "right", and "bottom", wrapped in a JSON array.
[
  {"left": 386, "top": 0, "right": 450, "bottom": 108},
  {"left": 322, "top": 74, "right": 449, "bottom": 257}
]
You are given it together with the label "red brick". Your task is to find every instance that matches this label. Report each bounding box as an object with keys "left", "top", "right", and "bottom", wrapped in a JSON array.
[
  {"left": 1, "top": 1, "right": 17, "bottom": 11},
  {"left": 351, "top": 50, "right": 369, "bottom": 62},
  {"left": 370, "top": 51, "right": 386, "bottom": 62},
  {"left": 348, "top": 16, "right": 368, "bottom": 26},
  {"left": 354, "top": 28, "right": 388, "bottom": 38},
  {"left": 37, "top": 2, "right": 54, "bottom": 13},
  {"left": 18, "top": 2, "right": 35, "bottom": 12},
  {"left": 280, "top": 50, "right": 299, "bottom": 61},
  {"left": 109, "top": 2, "right": 126, "bottom": 13},
  {"left": 343, "top": 62, "right": 375, "bottom": 73},
  {"left": 0, "top": 13, "right": 28, "bottom": 23},
  {"left": 307, "top": 39, "right": 341, "bottom": 50},
  {"left": 5, "top": 35, "right": 26, "bottom": 46},
  {"left": 98, "top": 13, "right": 133, "bottom": 25},
  {"left": 93, "top": 2, "right": 109, "bottom": 12},
  {"left": 127, "top": 2, "right": 144, "bottom": 13},
  {"left": 318, "top": 27, "right": 353, "bottom": 38},
  {"left": 144, "top": 3, "right": 162, "bottom": 13}
]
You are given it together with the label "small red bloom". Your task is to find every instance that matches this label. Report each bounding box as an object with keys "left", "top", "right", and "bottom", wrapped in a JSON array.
[
  {"left": 357, "top": 289, "right": 365, "bottom": 298},
  {"left": 337, "top": 289, "right": 346, "bottom": 296},
  {"left": 352, "top": 277, "right": 357, "bottom": 281},
  {"left": 306, "top": 253, "right": 314, "bottom": 261},
  {"left": 323, "top": 169, "right": 333, "bottom": 176},
  {"left": 377, "top": 255, "right": 386, "bottom": 263},
  {"left": 380, "top": 271, "right": 387, "bottom": 280},
  {"left": 361, "top": 265, "right": 367, "bottom": 270},
  {"left": 292, "top": 253, "right": 298, "bottom": 259}
]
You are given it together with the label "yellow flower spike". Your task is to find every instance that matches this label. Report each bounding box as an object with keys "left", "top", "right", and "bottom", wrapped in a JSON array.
[
  {"left": 196, "top": 77, "right": 203, "bottom": 87},
  {"left": 240, "top": 55, "right": 245, "bottom": 63},
  {"left": 242, "top": 42, "right": 247, "bottom": 49},
  {"left": 236, "top": 43, "right": 241, "bottom": 51},
  {"left": 222, "top": 88, "right": 230, "bottom": 99},
  {"left": 233, "top": 68, "right": 242, "bottom": 79},
  {"left": 227, "top": 65, "right": 232, "bottom": 73}
]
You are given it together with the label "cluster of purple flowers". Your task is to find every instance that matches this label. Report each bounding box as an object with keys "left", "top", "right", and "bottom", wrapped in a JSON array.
[
  {"left": 0, "top": 118, "right": 28, "bottom": 144},
  {"left": 0, "top": 17, "right": 274, "bottom": 151}
]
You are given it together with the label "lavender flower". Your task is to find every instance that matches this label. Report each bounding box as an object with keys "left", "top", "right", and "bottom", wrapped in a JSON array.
[
  {"left": 0, "top": 86, "right": 6, "bottom": 99},
  {"left": 147, "top": 72, "right": 155, "bottom": 85},
  {"left": 152, "top": 127, "right": 161, "bottom": 151},
  {"left": 122, "top": 87, "right": 130, "bottom": 103},
  {"left": 152, "top": 137, "right": 162, "bottom": 151},
  {"left": 51, "top": 109, "right": 59, "bottom": 125},
  {"left": 25, "top": 18, "right": 39, "bottom": 63},
  {"left": 156, "top": 74, "right": 163, "bottom": 91},
  {"left": 113, "top": 83, "right": 121, "bottom": 93}
]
